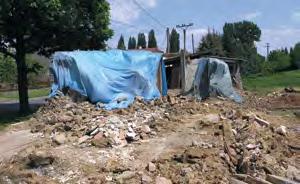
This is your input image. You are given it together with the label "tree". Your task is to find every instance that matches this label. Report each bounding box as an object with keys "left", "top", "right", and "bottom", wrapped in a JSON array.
[
  {"left": 137, "top": 33, "right": 146, "bottom": 49},
  {"left": 198, "top": 30, "right": 224, "bottom": 56},
  {"left": 128, "top": 36, "right": 137, "bottom": 49},
  {"left": 148, "top": 30, "right": 157, "bottom": 48},
  {"left": 223, "top": 21, "right": 261, "bottom": 74},
  {"left": 0, "top": 0, "right": 113, "bottom": 113},
  {"left": 117, "top": 35, "right": 126, "bottom": 50},
  {"left": 291, "top": 42, "right": 300, "bottom": 69},
  {"left": 170, "top": 29, "right": 180, "bottom": 53},
  {"left": 223, "top": 21, "right": 261, "bottom": 58},
  {"left": 128, "top": 37, "right": 132, "bottom": 49}
]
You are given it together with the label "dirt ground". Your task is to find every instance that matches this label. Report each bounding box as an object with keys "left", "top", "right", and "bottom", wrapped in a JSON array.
[{"left": 0, "top": 90, "right": 299, "bottom": 184}]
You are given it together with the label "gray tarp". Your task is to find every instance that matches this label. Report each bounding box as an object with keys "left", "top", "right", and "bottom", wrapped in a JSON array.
[{"left": 185, "top": 58, "right": 243, "bottom": 103}]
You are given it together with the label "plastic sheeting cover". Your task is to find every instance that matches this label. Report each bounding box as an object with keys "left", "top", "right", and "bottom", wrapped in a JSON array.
[
  {"left": 189, "top": 58, "right": 243, "bottom": 103},
  {"left": 50, "top": 50, "right": 167, "bottom": 110}
]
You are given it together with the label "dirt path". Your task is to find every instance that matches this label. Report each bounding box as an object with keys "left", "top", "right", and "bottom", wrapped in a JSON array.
[{"left": 0, "top": 130, "right": 36, "bottom": 161}]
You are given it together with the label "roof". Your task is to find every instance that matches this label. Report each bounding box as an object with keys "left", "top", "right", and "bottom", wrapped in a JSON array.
[
  {"left": 163, "top": 51, "right": 246, "bottom": 65},
  {"left": 131, "top": 48, "right": 164, "bottom": 53}
]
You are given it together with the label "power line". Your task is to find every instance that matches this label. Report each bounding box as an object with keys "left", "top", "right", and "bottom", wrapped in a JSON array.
[
  {"left": 109, "top": 0, "right": 157, "bottom": 31},
  {"left": 176, "top": 23, "right": 194, "bottom": 52},
  {"left": 131, "top": 0, "right": 167, "bottom": 28}
]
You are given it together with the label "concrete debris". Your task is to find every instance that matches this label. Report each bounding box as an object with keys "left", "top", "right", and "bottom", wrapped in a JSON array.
[
  {"left": 155, "top": 176, "right": 172, "bottom": 184},
  {"left": 27, "top": 151, "right": 55, "bottom": 168},
  {"left": 147, "top": 162, "right": 156, "bottom": 172},
  {"left": 275, "top": 126, "right": 287, "bottom": 136},
  {"left": 78, "top": 135, "right": 91, "bottom": 144},
  {"left": 286, "top": 165, "right": 300, "bottom": 182},
  {"left": 142, "top": 125, "right": 151, "bottom": 134},
  {"left": 115, "top": 171, "right": 136, "bottom": 183},
  {"left": 52, "top": 133, "right": 67, "bottom": 145},
  {"left": 142, "top": 174, "right": 153, "bottom": 184},
  {"left": 30, "top": 96, "right": 172, "bottom": 147}
]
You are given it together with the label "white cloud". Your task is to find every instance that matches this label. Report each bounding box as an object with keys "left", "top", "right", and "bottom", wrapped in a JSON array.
[
  {"left": 185, "top": 28, "right": 208, "bottom": 51},
  {"left": 108, "top": 0, "right": 158, "bottom": 24},
  {"left": 107, "top": 0, "right": 159, "bottom": 49},
  {"left": 242, "top": 11, "right": 262, "bottom": 21},
  {"left": 291, "top": 10, "right": 300, "bottom": 22},
  {"left": 256, "top": 28, "right": 300, "bottom": 56}
]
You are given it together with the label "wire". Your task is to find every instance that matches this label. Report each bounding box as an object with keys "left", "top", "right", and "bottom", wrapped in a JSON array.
[
  {"left": 111, "top": 19, "right": 152, "bottom": 33},
  {"left": 131, "top": 0, "right": 167, "bottom": 28}
]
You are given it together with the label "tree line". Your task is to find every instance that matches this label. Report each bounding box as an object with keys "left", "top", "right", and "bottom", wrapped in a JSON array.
[
  {"left": 117, "top": 29, "right": 181, "bottom": 53},
  {"left": 117, "top": 30, "right": 158, "bottom": 50},
  {"left": 197, "top": 21, "right": 300, "bottom": 75}
]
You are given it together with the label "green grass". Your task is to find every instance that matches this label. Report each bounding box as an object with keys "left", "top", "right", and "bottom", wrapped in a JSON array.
[
  {"left": 0, "top": 88, "right": 49, "bottom": 101},
  {"left": 243, "top": 70, "right": 300, "bottom": 94}
]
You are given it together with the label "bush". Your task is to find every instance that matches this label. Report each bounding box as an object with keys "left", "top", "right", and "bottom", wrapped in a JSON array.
[
  {"left": 0, "top": 54, "right": 16, "bottom": 84},
  {"left": 268, "top": 50, "right": 292, "bottom": 72}
]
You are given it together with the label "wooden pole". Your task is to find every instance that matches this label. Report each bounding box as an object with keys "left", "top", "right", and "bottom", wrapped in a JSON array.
[
  {"left": 180, "top": 50, "right": 186, "bottom": 93},
  {"left": 166, "top": 27, "right": 170, "bottom": 53},
  {"left": 192, "top": 34, "right": 195, "bottom": 54}
]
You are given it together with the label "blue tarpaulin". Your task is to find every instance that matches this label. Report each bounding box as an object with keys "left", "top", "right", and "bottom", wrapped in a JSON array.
[
  {"left": 186, "top": 58, "right": 243, "bottom": 103},
  {"left": 50, "top": 50, "right": 167, "bottom": 110}
]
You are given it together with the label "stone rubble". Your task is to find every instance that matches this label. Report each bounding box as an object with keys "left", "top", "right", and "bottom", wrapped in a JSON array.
[
  {"left": 1, "top": 90, "right": 298, "bottom": 184},
  {"left": 30, "top": 95, "right": 182, "bottom": 148}
]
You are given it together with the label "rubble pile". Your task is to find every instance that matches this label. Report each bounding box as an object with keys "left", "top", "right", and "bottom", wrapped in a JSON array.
[
  {"left": 30, "top": 95, "right": 194, "bottom": 148},
  {"left": 1, "top": 92, "right": 299, "bottom": 184},
  {"left": 136, "top": 107, "right": 299, "bottom": 183},
  {"left": 245, "top": 89, "right": 300, "bottom": 110},
  {"left": 216, "top": 110, "right": 299, "bottom": 183}
]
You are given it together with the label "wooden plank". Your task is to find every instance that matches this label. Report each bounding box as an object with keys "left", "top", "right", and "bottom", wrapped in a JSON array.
[
  {"left": 230, "top": 178, "right": 248, "bottom": 184},
  {"left": 266, "top": 175, "right": 298, "bottom": 184}
]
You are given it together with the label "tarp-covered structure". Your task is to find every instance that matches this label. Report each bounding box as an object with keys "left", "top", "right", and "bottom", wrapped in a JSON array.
[
  {"left": 184, "top": 58, "right": 243, "bottom": 103},
  {"left": 50, "top": 50, "right": 167, "bottom": 110}
]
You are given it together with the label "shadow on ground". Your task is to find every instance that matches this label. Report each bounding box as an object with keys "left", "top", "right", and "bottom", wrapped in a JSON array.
[{"left": 0, "top": 98, "right": 46, "bottom": 130}]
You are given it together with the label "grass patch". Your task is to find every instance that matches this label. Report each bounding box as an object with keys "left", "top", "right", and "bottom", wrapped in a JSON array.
[
  {"left": 0, "top": 88, "right": 49, "bottom": 101},
  {"left": 243, "top": 70, "right": 300, "bottom": 94}
]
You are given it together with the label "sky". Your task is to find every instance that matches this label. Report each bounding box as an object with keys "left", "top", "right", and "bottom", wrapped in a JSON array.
[{"left": 107, "top": 0, "right": 300, "bottom": 56}]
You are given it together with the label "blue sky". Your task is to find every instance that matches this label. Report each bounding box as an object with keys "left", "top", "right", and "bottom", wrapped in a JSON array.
[{"left": 107, "top": 0, "right": 300, "bottom": 55}]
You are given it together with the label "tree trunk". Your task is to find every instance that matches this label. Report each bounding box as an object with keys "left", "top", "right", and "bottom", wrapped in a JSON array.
[{"left": 16, "top": 37, "right": 29, "bottom": 113}]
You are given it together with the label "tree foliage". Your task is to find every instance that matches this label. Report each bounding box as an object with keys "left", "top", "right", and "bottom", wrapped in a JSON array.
[
  {"left": 268, "top": 49, "right": 292, "bottom": 72},
  {"left": 198, "top": 30, "right": 224, "bottom": 56},
  {"left": 223, "top": 21, "right": 261, "bottom": 58},
  {"left": 170, "top": 29, "right": 180, "bottom": 53},
  {"left": 0, "top": 54, "right": 16, "bottom": 84},
  {"left": 0, "top": 0, "right": 113, "bottom": 112},
  {"left": 117, "top": 35, "right": 126, "bottom": 50},
  {"left": 291, "top": 42, "right": 300, "bottom": 69},
  {"left": 148, "top": 29, "right": 157, "bottom": 48},
  {"left": 223, "top": 21, "right": 261, "bottom": 74},
  {"left": 128, "top": 36, "right": 137, "bottom": 49},
  {"left": 137, "top": 33, "right": 146, "bottom": 49}
]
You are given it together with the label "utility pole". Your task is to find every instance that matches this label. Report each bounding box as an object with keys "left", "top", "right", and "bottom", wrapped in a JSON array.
[
  {"left": 166, "top": 27, "right": 170, "bottom": 53},
  {"left": 176, "top": 23, "right": 194, "bottom": 52},
  {"left": 176, "top": 23, "right": 193, "bottom": 92},
  {"left": 192, "top": 34, "right": 195, "bottom": 54},
  {"left": 265, "top": 43, "right": 270, "bottom": 61}
]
